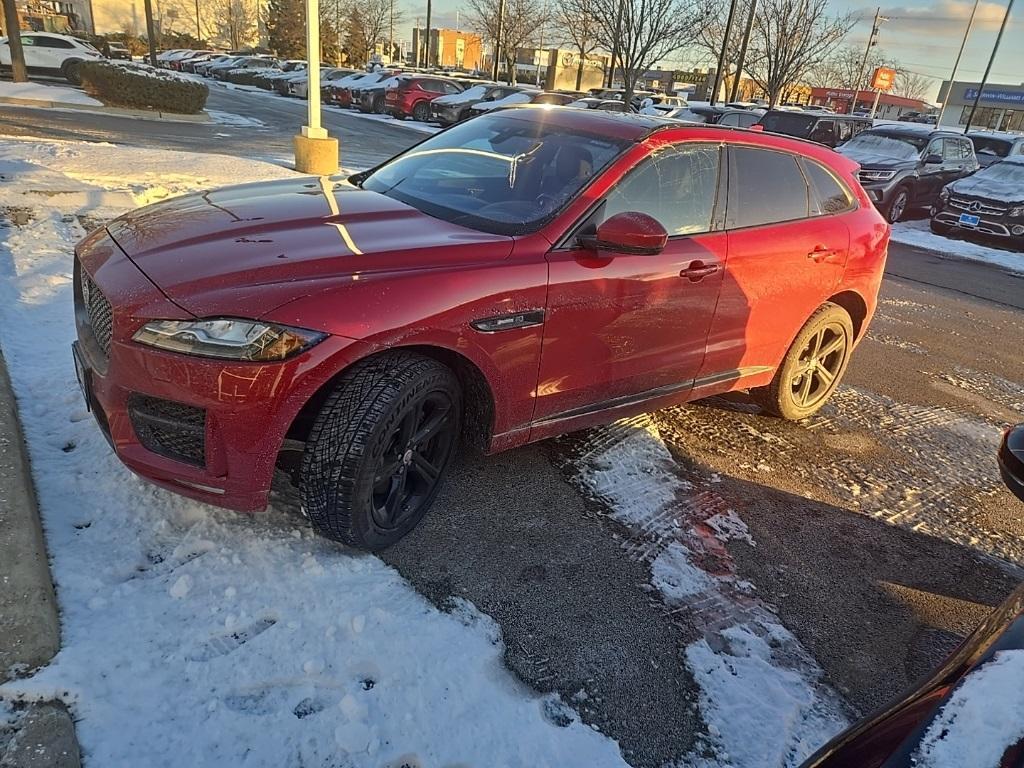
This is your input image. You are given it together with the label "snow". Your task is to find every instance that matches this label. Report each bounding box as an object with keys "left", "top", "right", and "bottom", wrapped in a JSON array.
[
  {"left": 890, "top": 220, "right": 1024, "bottom": 274},
  {"left": 0, "top": 136, "right": 627, "bottom": 767},
  {"left": 573, "top": 415, "right": 848, "bottom": 768},
  {"left": 206, "top": 109, "right": 266, "bottom": 127},
  {"left": 913, "top": 649, "right": 1024, "bottom": 768},
  {"left": 0, "top": 81, "right": 100, "bottom": 106}
]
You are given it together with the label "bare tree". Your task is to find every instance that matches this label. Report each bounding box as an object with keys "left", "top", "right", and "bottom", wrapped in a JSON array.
[
  {"left": 558, "top": 0, "right": 602, "bottom": 90},
  {"left": 692, "top": 0, "right": 759, "bottom": 95},
  {"left": 589, "top": 0, "right": 703, "bottom": 103},
  {"left": 744, "top": 0, "right": 855, "bottom": 107},
  {"left": 891, "top": 68, "right": 934, "bottom": 102},
  {"left": 199, "top": 0, "right": 259, "bottom": 49},
  {"left": 804, "top": 44, "right": 884, "bottom": 90},
  {"left": 345, "top": 0, "right": 390, "bottom": 65},
  {"left": 468, "top": 0, "right": 549, "bottom": 84}
]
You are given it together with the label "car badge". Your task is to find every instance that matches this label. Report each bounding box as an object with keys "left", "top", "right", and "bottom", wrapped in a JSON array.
[{"left": 969, "top": 201, "right": 981, "bottom": 212}]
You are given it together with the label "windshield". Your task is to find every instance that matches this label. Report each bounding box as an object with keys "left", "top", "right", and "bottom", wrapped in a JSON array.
[
  {"left": 359, "top": 113, "right": 629, "bottom": 235},
  {"left": 840, "top": 132, "right": 926, "bottom": 160},
  {"left": 971, "top": 137, "right": 1012, "bottom": 158},
  {"left": 759, "top": 112, "right": 816, "bottom": 137}
]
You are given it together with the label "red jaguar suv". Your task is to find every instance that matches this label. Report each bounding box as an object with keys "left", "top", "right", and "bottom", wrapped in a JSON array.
[{"left": 73, "top": 108, "right": 889, "bottom": 550}]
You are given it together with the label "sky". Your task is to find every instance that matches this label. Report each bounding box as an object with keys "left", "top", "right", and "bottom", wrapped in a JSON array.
[{"left": 409, "top": 0, "right": 1023, "bottom": 103}]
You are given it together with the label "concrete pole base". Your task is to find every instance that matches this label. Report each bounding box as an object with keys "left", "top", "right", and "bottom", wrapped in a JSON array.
[{"left": 293, "top": 134, "right": 339, "bottom": 175}]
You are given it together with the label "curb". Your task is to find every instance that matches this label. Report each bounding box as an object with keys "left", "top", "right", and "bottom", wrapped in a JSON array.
[
  {"left": 0, "top": 95, "right": 211, "bottom": 122},
  {"left": 1, "top": 702, "right": 80, "bottom": 768}
]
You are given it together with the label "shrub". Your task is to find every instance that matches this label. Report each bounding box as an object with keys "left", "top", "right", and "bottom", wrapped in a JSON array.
[{"left": 80, "top": 61, "right": 209, "bottom": 114}]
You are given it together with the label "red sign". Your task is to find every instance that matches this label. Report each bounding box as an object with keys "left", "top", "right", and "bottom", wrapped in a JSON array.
[{"left": 871, "top": 67, "right": 896, "bottom": 92}]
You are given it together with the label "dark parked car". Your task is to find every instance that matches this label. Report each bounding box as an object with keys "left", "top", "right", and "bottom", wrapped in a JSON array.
[
  {"left": 385, "top": 75, "right": 464, "bottom": 120},
  {"left": 73, "top": 108, "right": 887, "bottom": 551},
  {"left": 757, "top": 110, "right": 872, "bottom": 148},
  {"left": 802, "top": 424, "right": 1024, "bottom": 767},
  {"left": 930, "top": 156, "right": 1024, "bottom": 249},
  {"left": 566, "top": 97, "right": 631, "bottom": 112},
  {"left": 356, "top": 74, "right": 408, "bottom": 113},
  {"left": 967, "top": 130, "right": 1024, "bottom": 168},
  {"left": 107, "top": 42, "right": 131, "bottom": 60},
  {"left": 838, "top": 124, "right": 979, "bottom": 222}
]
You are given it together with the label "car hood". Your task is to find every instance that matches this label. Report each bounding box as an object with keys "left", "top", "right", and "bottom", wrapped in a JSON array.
[
  {"left": 948, "top": 173, "right": 1024, "bottom": 205},
  {"left": 106, "top": 177, "right": 514, "bottom": 319},
  {"left": 838, "top": 146, "right": 918, "bottom": 170}
]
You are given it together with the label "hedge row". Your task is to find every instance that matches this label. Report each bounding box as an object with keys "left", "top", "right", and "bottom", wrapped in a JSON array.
[{"left": 80, "top": 61, "right": 209, "bottom": 114}]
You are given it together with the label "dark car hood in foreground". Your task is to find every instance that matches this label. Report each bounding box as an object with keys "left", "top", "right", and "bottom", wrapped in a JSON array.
[
  {"left": 948, "top": 172, "right": 1024, "bottom": 206},
  {"left": 106, "top": 177, "right": 514, "bottom": 318}
]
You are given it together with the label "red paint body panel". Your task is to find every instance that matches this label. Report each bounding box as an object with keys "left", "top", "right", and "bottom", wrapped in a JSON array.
[
  {"left": 385, "top": 77, "right": 456, "bottom": 118},
  {"left": 74, "top": 112, "right": 888, "bottom": 511}
]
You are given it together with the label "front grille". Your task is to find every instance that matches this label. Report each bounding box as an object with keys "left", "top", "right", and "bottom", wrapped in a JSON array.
[
  {"left": 80, "top": 269, "right": 113, "bottom": 356},
  {"left": 948, "top": 195, "right": 1008, "bottom": 216},
  {"left": 128, "top": 394, "right": 207, "bottom": 467}
]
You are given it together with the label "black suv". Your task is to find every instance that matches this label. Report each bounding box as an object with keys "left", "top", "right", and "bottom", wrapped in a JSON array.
[
  {"left": 756, "top": 110, "right": 872, "bottom": 148},
  {"left": 930, "top": 156, "right": 1024, "bottom": 250},
  {"left": 838, "top": 124, "right": 979, "bottom": 222}
]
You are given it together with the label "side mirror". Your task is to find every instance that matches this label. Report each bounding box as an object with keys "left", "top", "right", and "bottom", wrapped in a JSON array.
[
  {"left": 999, "top": 425, "right": 1024, "bottom": 503},
  {"left": 924, "top": 153, "right": 943, "bottom": 165},
  {"left": 580, "top": 212, "right": 668, "bottom": 256}
]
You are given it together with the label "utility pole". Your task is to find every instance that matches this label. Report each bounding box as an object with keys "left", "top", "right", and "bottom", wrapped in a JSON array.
[
  {"left": 606, "top": 0, "right": 623, "bottom": 88},
  {"left": 851, "top": 7, "right": 887, "bottom": 113},
  {"left": 936, "top": 0, "right": 979, "bottom": 127},
  {"left": 388, "top": 0, "right": 394, "bottom": 63},
  {"left": 194, "top": 0, "right": 200, "bottom": 40},
  {"left": 491, "top": 0, "right": 505, "bottom": 81},
  {"left": 729, "top": 0, "right": 756, "bottom": 103},
  {"left": 1, "top": 0, "right": 27, "bottom": 82},
  {"left": 143, "top": 0, "right": 159, "bottom": 65},
  {"left": 965, "top": 0, "right": 1014, "bottom": 133},
  {"left": 424, "top": 0, "right": 432, "bottom": 68},
  {"left": 710, "top": 0, "right": 738, "bottom": 105}
]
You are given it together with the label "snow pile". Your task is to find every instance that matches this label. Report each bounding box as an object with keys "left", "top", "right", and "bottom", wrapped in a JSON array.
[
  {"left": 914, "top": 649, "right": 1024, "bottom": 768},
  {"left": 0, "top": 81, "right": 101, "bottom": 106},
  {"left": 571, "top": 416, "right": 848, "bottom": 768},
  {"left": 890, "top": 220, "right": 1024, "bottom": 274},
  {"left": 0, "top": 137, "right": 627, "bottom": 767}
]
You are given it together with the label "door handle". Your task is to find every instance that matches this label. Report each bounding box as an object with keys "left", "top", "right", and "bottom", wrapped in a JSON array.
[
  {"left": 680, "top": 261, "right": 720, "bottom": 282},
  {"left": 807, "top": 246, "right": 835, "bottom": 263}
]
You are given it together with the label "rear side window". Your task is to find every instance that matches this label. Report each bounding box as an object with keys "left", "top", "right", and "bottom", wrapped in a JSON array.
[
  {"left": 603, "top": 144, "right": 722, "bottom": 236},
  {"left": 803, "top": 160, "right": 854, "bottom": 215},
  {"left": 958, "top": 139, "right": 974, "bottom": 159},
  {"left": 728, "top": 147, "right": 809, "bottom": 228}
]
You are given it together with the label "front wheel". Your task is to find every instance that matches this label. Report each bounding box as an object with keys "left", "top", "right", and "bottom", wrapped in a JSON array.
[
  {"left": 752, "top": 302, "right": 854, "bottom": 421},
  {"left": 61, "top": 59, "right": 83, "bottom": 85},
  {"left": 301, "top": 352, "right": 461, "bottom": 551},
  {"left": 883, "top": 186, "right": 910, "bottom": 223}
]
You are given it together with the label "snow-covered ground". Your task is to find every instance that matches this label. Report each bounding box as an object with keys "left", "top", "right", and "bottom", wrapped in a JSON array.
[
  {"left": 0, "top": 81, "right": 101, "bottom": 106},
  {"left": 891, "top": 220, "right": 1024, "bottom": 274},
  {"left": 0, "top": 137, "right": 627, "bottom": 766},
  {"left": 569, "top": 417, "right": 849, "bottom": 768}
]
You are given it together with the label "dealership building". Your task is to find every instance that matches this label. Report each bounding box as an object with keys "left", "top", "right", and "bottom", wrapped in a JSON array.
[{"left": 937, "top": 81, "right": 1024, "bottom": 131}]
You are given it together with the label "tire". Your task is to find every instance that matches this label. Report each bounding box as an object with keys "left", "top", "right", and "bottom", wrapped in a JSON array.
[
  {"left": 301, "top": 352, "right": 462, "bottom": 551},
  {"left": 373, "top": 95, "right": 386, "bottom": 114},
  {"left": 412, "top": 101, "right": 431, "bottom": 122},
  {"left": 61, "top": 59, "right": 83, "bottom": 85},
  {"left": 752, "top": 302, "right": 854, "bottom": 421},
  {"left": 883, "top": 185, "right": 910, "bottom": 223},
  {"left": 929, "top": 218, "right": 952, "bottom": 236}
]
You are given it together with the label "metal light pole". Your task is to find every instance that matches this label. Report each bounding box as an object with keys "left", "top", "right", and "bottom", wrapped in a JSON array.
[
  {"left": 606, "top": 0, "right": 623, "bottom": 88},
  {"left": 293, "top": 0, "right": 338, "bottom": 175},
  {"left": 936, "top": 0, "right": 979, "bottom": 127},
  {"left": 143, "top": 0, "right": 159, "bottom": 65},
  {"left": 964, "top": 0, "right": 1015, "bottom": 133},
  {"left": 491, "top": 0, "right": 505, "bottom": 81},
  {"left": 1, "top": 0, "right": 27, "bottom": 82},
  {"left": 194, "top": 0, "right": 200, "bottom": 39},
  {"left": 729, "top": 0, "right": 756, "bottom": 103},
  {"left": 710, "top": 0, "right": 738, "bottom": 105},
  {"left": 388, "top": 0, "right": 394, "bottom": 63},
  {"left": 424, "top": 0, "right": 432, "bottom": 67}
]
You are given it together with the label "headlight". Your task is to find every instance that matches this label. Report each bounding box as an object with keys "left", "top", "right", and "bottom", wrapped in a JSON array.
[
  {"left": 133, "top": 319, "right": 326, "bottom": 361},
  {"left": 1010, "top": 206, "right": 1024, "bottom": 218},
  {"left": 860, "top": 169, "right": 898, "bottom": 182}
]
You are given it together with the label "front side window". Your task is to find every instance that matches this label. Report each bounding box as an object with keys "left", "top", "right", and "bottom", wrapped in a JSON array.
[
  {"left": 20, "top": 36, "right": 36, "bottom": 46},
  {"left": 728, "top": 147, "right": 809, "bottom": 228},
  {"left": 942, "top": 138, "right": 961, "bottom": 161},
  {"left": 358, "top": 113, "right": 629, "bottom": 235},
  {"left": 602, "top": 144, "right": 721, "bottom": 236}
]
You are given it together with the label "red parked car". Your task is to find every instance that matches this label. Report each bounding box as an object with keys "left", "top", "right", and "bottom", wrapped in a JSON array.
[
  {"left": 72, "top": 108, "right": 889, "bottom": 550},
  {"left": 385, "top": 75, "right": 465, "bottom": 121}
]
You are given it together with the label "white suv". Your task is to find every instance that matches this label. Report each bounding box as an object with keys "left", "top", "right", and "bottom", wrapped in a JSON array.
[{"left": 0, "top": 32, "right": 103, "bottom": 84}]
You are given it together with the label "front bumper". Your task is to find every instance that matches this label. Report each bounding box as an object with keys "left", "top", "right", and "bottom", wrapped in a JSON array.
[
  {"left": 73, "top": 231, "right": 365, "bottom": 512},
  {"left": 859, "top": 177, "right": 903, "bottom": 208},
  {"left": 932, "top": 199, "right": 1024, "bottom": 242}
]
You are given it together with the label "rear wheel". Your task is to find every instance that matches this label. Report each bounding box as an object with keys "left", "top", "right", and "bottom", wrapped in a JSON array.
[
  {"left": 412, "top": 101, "right": 431, "bottom": 122},
  {"left": 752, "top": 302, "right": 854, "bottom": 421},
  {"left": 301, "top": 352, "right": 461, "bottom": 551},
  {"left": 372, "top": 94, "right": 386, "bottom": 113}
]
